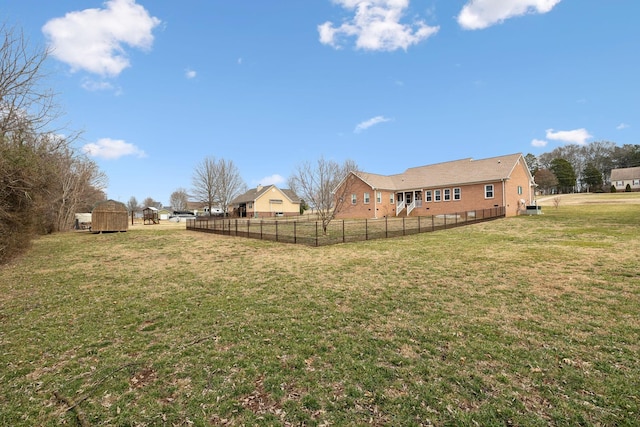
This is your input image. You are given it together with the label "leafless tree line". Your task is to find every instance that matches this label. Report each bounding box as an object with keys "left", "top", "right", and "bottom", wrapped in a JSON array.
[
  {"left": 1, "top": 24, "right": 106, "bottom": 263},
  {"left": 191, "top": 156, "right": 246, "bottom": 216}
]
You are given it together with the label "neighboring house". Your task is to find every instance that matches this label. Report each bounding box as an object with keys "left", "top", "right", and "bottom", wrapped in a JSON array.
[
  {"left": 610, "top": 166, "right": 640, "bottom": 191},
  {"left": 334, "top": 153, "right": 536, "bottom": 219},
  {"left": 185, "top": 201, "right": 207, "bottom": 216},
  {"left": 230, "top": 185, "right": 301, "bottom": 218},
  {"left": 158, "top": 208, "right": 171, "bottom": 221}
]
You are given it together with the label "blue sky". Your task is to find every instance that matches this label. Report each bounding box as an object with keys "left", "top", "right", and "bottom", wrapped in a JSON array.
[{"left": 4, "top": 0, "right": 638, "bottom": 206}]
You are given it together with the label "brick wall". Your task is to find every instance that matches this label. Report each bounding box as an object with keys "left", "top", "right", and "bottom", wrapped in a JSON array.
[{"left": 335, "top": 160, "right": 534, "bottom": 219}]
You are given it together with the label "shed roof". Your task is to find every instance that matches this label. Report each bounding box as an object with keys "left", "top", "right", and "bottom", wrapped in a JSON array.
[
  {"left": 610, "top": 166, "right": 640, "bottom": 181},
  {"left": 92, "top": 199, "right": 127, "bottom": 212}
]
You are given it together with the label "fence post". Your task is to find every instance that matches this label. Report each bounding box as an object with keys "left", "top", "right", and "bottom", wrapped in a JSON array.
[
  {"left": 235, "top": 219, "right": 238, "bottom": 236},
  {"left": 403, "top": 217, "right": 406, "bottom": 236},
  {"left": 316, "top": 221, "right": 318, "bottom": 247},
  {"left": 342, "top": 220, "right": 345, "bottom": 243},
  {"left": 260, "top": 220, "right": 263, "bottom": 240},
  {"left": 294, "top": 221, "right": 297, "bottom": 244},
  {"left": 385, "top": 216, "right": 388, "bottom": 238},
  {"left": 431, "top": 215, "right": 434, "bottom": 231},
  {"left": 365, "top": 219, "right": 368, "bottom": 241},
  {"left": 276, "top": 220, "right": 279, "bottom": 242},
  {"left": 444, "top": 215, "right": 447, "bottom": 229},
  {"left": 418, "top": 216, "right": 421, "bottom": 232}
]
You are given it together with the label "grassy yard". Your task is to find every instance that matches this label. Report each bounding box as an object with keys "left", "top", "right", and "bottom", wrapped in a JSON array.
[{"left": 1, "top": 194, "right": 639, "bottom": 426}]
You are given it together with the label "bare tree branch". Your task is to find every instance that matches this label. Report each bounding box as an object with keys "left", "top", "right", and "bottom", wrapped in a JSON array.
[{"left": 288, "top": 157, "right": 358, "bottom": 232}]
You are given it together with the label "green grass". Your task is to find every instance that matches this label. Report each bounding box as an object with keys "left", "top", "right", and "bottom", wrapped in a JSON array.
[{"left": 1, "top": 200, "right": 639, "bottom": 426}]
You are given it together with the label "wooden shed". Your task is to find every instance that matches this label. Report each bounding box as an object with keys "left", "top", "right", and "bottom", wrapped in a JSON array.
[{"left": 91, "top": 200, "right": 129, "bottom": 233}]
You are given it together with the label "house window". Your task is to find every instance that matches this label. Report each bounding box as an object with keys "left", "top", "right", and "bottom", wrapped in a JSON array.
[
  {"left": 616, "top": 181, "right": 624, "bottom": 187},
  {"left": 485, "top": 184, "right": 494, "bottom": 199},
  {"left": 444, "top": 189, "right": 451, "bottom": 201},
  {"left": 425, "top": 190, "right": 432, "bottom": 202},
  {"left": 454, "top": 188, "right": 461, "bottom": 200},
  {"left": 364, "top": 192, "right": 370, "bottom": 204},
  {"left": 248, "top": 202, "right": 253, "bottom": 209},
  {"left": 351, "top": 194, "right": 357, "bottom": 204},
  {"left": 376, "top": 191, "right": 382, "bottom": 203},
  {"left": 634, "top": 179, "right": 640, "bottom": 186},
  {"left": 518, "top": 186, "right": 523, "bottom": 195},
  {"left": 389, "top": 193, "right": 394, "bottom": 204},
  {"left": 434, "top": 189, "right": 441, "bottom": 202}
]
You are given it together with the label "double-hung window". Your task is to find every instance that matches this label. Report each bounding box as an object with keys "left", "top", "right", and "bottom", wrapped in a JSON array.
[
  {"left": 485, "top": 184, "right": 494, "bottom": 199},
  {"left": 425, "top": 190, "right": 432, "bottom": 202},
  {"left": 434, "top": 189, "right": 442, "bottom": 202},
  {"left": 444, "top": 189, "right": 451, "bottom": 201},
  {"left": 376, "top": 191, "right": 382, "bottom": 203},
  {"left": 364, "top": 192, "right": 370, "bottom": 204},
  {"left": 454, "top": 188, "right": 461, "bottom": 200},
  {"left": 351, "top": 194, "right": 357, "bottom": 204}
]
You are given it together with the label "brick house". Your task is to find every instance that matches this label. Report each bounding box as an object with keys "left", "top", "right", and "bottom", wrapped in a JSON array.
[{"left": 334, "top": 153, "right": 536, "bottom": 219}]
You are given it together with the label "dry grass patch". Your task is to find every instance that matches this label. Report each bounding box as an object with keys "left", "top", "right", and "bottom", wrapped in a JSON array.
[{"left": 1, "top": 199, "right": 639, "bottom": 426}]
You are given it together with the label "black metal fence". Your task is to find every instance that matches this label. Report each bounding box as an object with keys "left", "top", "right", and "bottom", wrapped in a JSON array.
[{"left": 186, "top": 206, "right": 505, "bottom": 246}]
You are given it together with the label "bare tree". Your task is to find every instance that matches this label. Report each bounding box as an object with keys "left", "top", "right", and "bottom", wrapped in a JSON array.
[
  {"left": 1, "top": 24, "right": 107, "bottom": 261},
  {"left": 49, "top": 146, "right": 107, "bottom": 231},
  {"left": 214, "top": 158, "right": 246, "bottom": 216},
  {"left": 127, "top": 196, "right": 140, "bottom": 214},
  {"left": 169, "top": 188, "right": 189, "bottom": 211},
  {"left": 142, "top": 197, "right": 161, "bottom": 209},
  {"left": 192, "top": 156, "right": 246, "bottom": 216},
  {"left": 288, "top": 157, "right": 358, "bottom": 233},
  {"left": 0, "top": 23, "right": 59, "bottom": 137},
  {"left": 192, "top": 156, "right": 218, "bottom": 215},
  {"left": 534, "top": 169, "right": 558, "bottom": 195}
]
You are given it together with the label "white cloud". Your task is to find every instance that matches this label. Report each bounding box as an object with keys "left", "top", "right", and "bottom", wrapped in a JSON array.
[
  {"left": 185, "top": 69, "right": 197, "bottom": 79},
  {"left": 80, "top": 78, "right": 122, "bottom": 95},
  {"left": 319, "top": 0, "right": 439, "bottom": 51},
  {"left": 458, "top": 0, "right": 561, "bottom": 30},
  {"left": 531, "top": 138, "right": 548, "bottom": 148},
  {"left": 354, "top": 115, "right": 392, "bottom": 133},
  {"left": 257, "top": 174, "right": 286, "bottom": 186},
  {"left": 545, "top": 128, "right": 592, "bottom": 145},
  {"left": 616, "top": 123, "right": 629, "bottom": 130},
  {"left": 42, "top": 0, "right": 161, "bottom": 77},
  {"left": 83, "top": 138, "right": 147, "bottom": 160}
]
